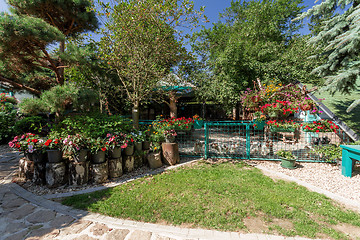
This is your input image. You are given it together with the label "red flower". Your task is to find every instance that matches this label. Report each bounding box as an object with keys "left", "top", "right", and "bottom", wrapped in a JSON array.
[
  {"left": 45, "top": 139, "right": 52, "bottom": 146},
  {"left": 101, "top": 147, "right": 106, "bottom": 152},
  {"left": 32, "top": 139, "right": 38, "bottom": 143},
  {"left": 130, "top": 138, "right": 134, "bottom": 142}
]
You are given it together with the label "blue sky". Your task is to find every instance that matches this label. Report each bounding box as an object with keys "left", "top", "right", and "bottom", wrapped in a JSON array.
[{"left": 0, "top": 0, "right": 315, "bottom": 35}]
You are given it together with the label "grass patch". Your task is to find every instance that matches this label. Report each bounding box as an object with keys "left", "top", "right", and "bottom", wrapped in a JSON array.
[{"left": 62, "top": 161, "right": 360, "bottom": 239}]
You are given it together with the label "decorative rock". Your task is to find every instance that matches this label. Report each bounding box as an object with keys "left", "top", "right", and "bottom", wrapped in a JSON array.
[
  {"left": 161, "top": 143, "right": 180, "bottom": 166},
  {"left": 108, "top": 157, "right": 122, "bottom": 178},
  {"left": 128, "top": 230, "right": 152, "bottom": 240},
  {"left": 105, "top": 229, "right": 130, "bottom": 240},
  {"left": 122, "top": 156, "right": 134, "bottom": 173},
  {"left": 45, "top": 162, "right": 66, "bottom": 188},
  {"left": 91, "top": 161, "right": 108, "bottom": 184},
  {"left": 69, "top": 161, "right": 89, "bottom": 185},
  {"left": 134, "top": 155, "right": 143, "bottom": 169},
  {"left": 7, "top": 204, "right": 36, "bottom": 220},
  {"left": 33, "top": 162, "right": 46, "bottom": 185},
  {"left": 90, "top": 223, "right": 110, "bottom": 236},
  {"left": 147, "top": 152, "right": 162, "bottom": 169}
]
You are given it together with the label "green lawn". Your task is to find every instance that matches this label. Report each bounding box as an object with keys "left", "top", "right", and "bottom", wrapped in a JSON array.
[
  {"left": 62, "top": 161, "right": 360, "bottom": 239},
  {"left": 311, "top": 81, "right": 360, "bottom": 135}
]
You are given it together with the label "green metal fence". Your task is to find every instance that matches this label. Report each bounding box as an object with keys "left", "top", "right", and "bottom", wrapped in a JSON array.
[{"left": 173, "top": 121, "right": 352, "bottom": 162}]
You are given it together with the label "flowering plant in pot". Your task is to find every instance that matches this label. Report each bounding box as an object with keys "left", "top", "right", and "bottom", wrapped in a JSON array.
[
  {"left": 62, "top": 134, "right": 90, "bottom": 162},
  {"left": 301, "top": 120, "right": 339, "bottom": 133},
  {"left": 276, "top": 150, "right": 297, "bottom": 169},
  {"left": 9, "top": 133, "right": 45, "bottom": 162},
  {"left": 44, "top": 133, "right": 64, "bottom": 163},
  {"left": 89, "top": 137, "right": 108, "bottom": 163},
  {"left": 163, "top": 129, "right": 177, "bottom": 143},
  {"left": 266, "top": 120, "right": 300, "bottom": 132},
  {"left": 106, "top": 133, "right": 126, "bottom": 158}
]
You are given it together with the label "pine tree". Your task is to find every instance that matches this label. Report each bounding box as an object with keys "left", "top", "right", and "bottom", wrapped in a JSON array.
[
  {"left": 0, "top": 0, "right": 98, "bottom": 94},
  {"left": 296, "top": 0, "right": 360, "bottom": 111}
]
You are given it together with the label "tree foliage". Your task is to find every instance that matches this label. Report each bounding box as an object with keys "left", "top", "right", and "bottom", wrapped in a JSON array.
[
  {"left": 0, "top": 0, "right": 98, "bottom": 94},
  {"left": 98, "top": 0, "right": 204, "bottom": 127},
  {"left": 296, "top": 0, "right": 360, "bottom": 112},
  {"left": 189, "top": 0, "right": 315, "bottom": 109}
]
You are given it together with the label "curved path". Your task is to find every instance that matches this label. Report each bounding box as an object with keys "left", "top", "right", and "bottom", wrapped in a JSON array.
[{"left": 1, "top": 150, "right": 320, "bottom": 240}]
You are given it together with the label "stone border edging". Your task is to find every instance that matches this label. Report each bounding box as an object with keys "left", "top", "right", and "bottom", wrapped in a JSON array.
[{"left": 43, "top": 158, "right": 200, "bottom": 199}]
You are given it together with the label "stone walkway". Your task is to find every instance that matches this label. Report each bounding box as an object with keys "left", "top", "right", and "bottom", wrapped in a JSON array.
[{"left": 1, "top": 150, "right": 319, "bottom": 240}]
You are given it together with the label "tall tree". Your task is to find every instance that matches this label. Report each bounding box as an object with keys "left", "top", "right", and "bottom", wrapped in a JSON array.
[
  {"left": 98, "top": 0, "right": 204, "bottom": 128},
  {"left": 189, "top": 0, "right": 307, "bottom": 111},
  {"left": 296, "top": 0, "right": 360, "bottom": 111},
  {"left": 0, "top": 0, "right": 98, "bottom": 94}
]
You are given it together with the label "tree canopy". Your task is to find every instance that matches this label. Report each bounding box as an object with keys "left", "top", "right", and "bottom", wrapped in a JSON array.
[
  {"left": 189, "top": 0, "right": 316, "bottom": 109},
  {"left": 0, "top": 0, "right": 98, "bottom": 94},
  {"left": 296, "top": 0, "right": 360, "bottom": 112},
  {"left": 98, "top": 0, "right": 204, "bottom": 127}
]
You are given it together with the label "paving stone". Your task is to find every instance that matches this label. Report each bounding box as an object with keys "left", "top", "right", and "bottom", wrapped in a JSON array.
[
  {"left": 4, "top": 229, "right": 28, "bottom": 240},
  {"left": 72, "top": 234, "right": 97, "bottom": 240},
  {"left": 49, "top": 214, "right": 75, "bottom": 228},
  {"left": 1, "top": 196, "right": 27, "bottom": 209},
  {"left": 27, "top": 228, "right": 60, "bottom": 240},
  {"left": 26, "top": 209, "right": 56, "bottom": 224},
  {"left": 90, "top": 222, "right": 110, "bottom": 236},
  {"left": 128, "top": 230, "right": 152, "bottom": 240},
  {"left": 7, "top": 203, "right": 36, "bottom": 220},
  {"left": 59, "top": 220, "right": 92, "bottom": 235},
  {"left": 155, "top": 236, "right": 176, "bottom": 240},
  {"left": 3, "top": 222, "right": 28, "bottom": 235},
  {"left": 104, "top": 229, "right": 130, "bottom": 240}
]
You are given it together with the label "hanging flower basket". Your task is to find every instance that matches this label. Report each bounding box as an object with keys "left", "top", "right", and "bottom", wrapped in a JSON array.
[
  {"left": 193, "top": 120, "right": 204, "bottom": 129},
  {"left": 300, "top": 103, "right": 313, "bottom": 111}
]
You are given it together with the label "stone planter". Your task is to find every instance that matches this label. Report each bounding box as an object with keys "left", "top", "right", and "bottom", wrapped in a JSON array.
[
  {"left": 45, "top": 162, "right": 66, "bottom": 188},
  {"left": 69, "top": 161, "right": 89, "bottom": 185},
  {"left": 109, "top": 147, "right": 122, "bottom": 159},
  {"left": 124, "top": 145, "right": 134, "bottom": 156},
  {"left": 134, "top": 155, "right": 143, "bottom": 169},
  {"left": 147, "top": 152, "right": 162, "bottom": 169},
  {"left": 123, "top": 156, "right": 134, "bottom": 173},
  {"left": 19, "top": 158, "right": 34, "bottom": 180},
  {"left": 161, "top": 142, "right": 180, "bottom": 166},
  {"left": 108, "top": 157, "right": 122, "bottom": 178},
  {"left": 73, "top": 149, "right": 90, "bottom": 162},
  {"left": 91, "top": 150, "right": 106, "bottom": 164},
  {"left": 90, "top": 161, "right": 108, "bottom": 184},
  {"left": 33, "top": 162, "right": 46, "bottom": 185},
  {"left": 46, "top": 150, "right": 63, "bottom": 163},
  {"left": 134, "top": 142, "right": 143, "bottom": 152},
  {"left": 142, "top": 141, "right": 151, "bottom": 150}
]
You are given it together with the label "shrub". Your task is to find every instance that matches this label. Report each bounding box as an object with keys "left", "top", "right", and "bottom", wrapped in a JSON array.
[
  {"left": 0, "top": 110, "right": 16, "bottom": 143},
  {"left": 13, "top": 116, "right": 48, "bottom": 136},
  {"left": 18, "top": 98, "right": 48, "bottom": 116}
]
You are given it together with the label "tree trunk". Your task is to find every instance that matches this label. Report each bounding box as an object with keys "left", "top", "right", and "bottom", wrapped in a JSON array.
[
  {"left": 57, "top": 40, "right": 65, "bottom": 85},
  {"left": 45, "top": 162, "right": 66, "bottom": 188},
  {"left": 169, "top": 91, "right": 177, "bottom": 118},
  {"left": 69, "top": 161, "right": 89, "bottom": 185},
  {"left": 91, "top": 162, "right": 108, "bottom": 184},
  {"left": 122, "top": 156, "right": 134, "bottom": 173},
  {"left": 132, "top": 100, "right": 140, "bottom": 129},
  {"left": 108, "top": 157, "right": 123, "bottom": 178}
]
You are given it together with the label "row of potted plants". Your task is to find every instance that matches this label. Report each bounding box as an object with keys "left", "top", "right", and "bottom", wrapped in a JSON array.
[
  {"left": 262, "top": 119, "right": 340, "bottom": 133},
  {"left": 241, "top": 82, "right": 323, "bottom": 119}
]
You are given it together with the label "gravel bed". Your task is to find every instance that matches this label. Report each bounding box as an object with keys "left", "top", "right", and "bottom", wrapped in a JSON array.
[{"left": 254, "top": 160, "right": 360, "bottom": 202}]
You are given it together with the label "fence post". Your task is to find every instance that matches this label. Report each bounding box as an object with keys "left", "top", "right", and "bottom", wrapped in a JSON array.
[
  {"left": 204, "top": 122, "right": 209, "bottom": 159},
  {"left": 246, "top": 123, "right": 250, "bottom": 159}
]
